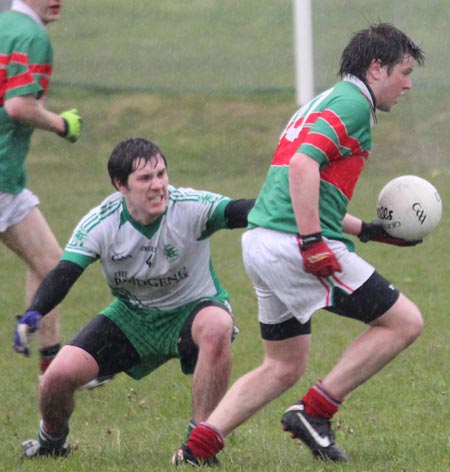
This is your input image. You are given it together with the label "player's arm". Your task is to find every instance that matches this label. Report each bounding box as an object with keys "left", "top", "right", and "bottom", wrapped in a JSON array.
[
  {"left": 342, "top": 213, "right": 363, "bottom": 235},
  {"left": 5, "top": 94, "right": 65, "bottom": 133},
  {"left": 289, "top": 152, "right": 322, "bottom": 235},
  {"left": 13, "top": 260, "right": 85, "bottom": 356},
  {"left": 224, "top": 199, "right": 255, "bottom": 228},
  {"left": 289, "top": 152, "right": 341, "bottom": 277},
  {"left": 4, "top": 95, "right": 82, "bottom": 142},
  {"left": 27, "top": 260, "right": 84, "bottom": 315}
]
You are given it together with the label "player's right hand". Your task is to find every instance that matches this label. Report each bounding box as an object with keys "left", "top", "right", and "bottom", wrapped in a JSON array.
[
  {"left": 299, "top": 233, "right": 342, "bottom": 277},
  {"left": 13, "top": 311, "right": 42, "bottom": 357},
  {"left": 59, "top": 108, "right": 82, "bottom": 143}
]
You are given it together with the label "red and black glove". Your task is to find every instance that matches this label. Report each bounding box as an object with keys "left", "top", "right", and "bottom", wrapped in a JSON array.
[
  {"left": 299, "top": 232, "right": 342, "bottom": 277},
  {"left": 358, "top": 220, "right": 422, "bottom": 246}
]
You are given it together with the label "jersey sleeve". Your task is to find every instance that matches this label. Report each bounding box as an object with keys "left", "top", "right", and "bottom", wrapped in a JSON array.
[
  {"left": 61, "top": 214, "right": 103, "bottom": 269},
  {"left": 170, "top": 187, "right": 231, "bottom": 239},
  {"left": 3, "top": 29, "right": 52, "bottom": 101},
  {"left": 201, "top": 195, "right": 232, "bottom": 238},
  {"left": 61, "top": 194, "right": 123, "bottom": 268}
]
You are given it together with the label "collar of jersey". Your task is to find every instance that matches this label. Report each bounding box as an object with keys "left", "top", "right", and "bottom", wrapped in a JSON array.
[
  {"left": 12, "top": 0, "right": 45, "bottom": 28},
  {"left": 120, "top": 198, "right": 165, "bottom": 239},
  {"left": 343, "top": 74, "right": 377, "bottom": 125}
]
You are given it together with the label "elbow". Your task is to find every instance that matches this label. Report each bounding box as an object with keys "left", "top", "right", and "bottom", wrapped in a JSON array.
[
  {"left": 4, "top": 95, "right": 35, "bottom": 122},
  {"left": 4, "top": 99, "right": 24, "bottom": 121}
]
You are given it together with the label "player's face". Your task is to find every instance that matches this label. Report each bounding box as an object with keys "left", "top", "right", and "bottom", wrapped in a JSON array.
[
  {"left": 374, "top": 55, "right": 416, "bottom": 112},
  {"left": 30, "top": 0, "right": 62, "bottom": 24},
  {"left": 119, "top": 155, "right": 169, "bottom": 225}
]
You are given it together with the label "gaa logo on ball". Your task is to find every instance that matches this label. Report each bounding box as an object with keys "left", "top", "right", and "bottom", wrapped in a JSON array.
[{"left": 376, "top": 175, "right": 442, "bottom": 241}]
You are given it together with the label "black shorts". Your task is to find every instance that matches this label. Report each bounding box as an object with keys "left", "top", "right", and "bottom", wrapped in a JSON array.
[
  {"left": 68, "top": 300, "right": 229, "bottom": 377},
  {"left": 260, "top": 271, "right": 400, "bottom": 341}
]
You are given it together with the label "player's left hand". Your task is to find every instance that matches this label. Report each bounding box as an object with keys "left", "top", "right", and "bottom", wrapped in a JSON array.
[
  {"left": 358, "top": 220, "right": 422, "bottom": 246},
  {"left": 58, "top": 108, "right": 82, "bottom": 143},
  {"left": 13, "top": 311, "right": 42, "bottom": 357}
]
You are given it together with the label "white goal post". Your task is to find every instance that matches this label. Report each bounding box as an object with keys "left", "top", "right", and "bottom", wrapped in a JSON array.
[{"left": 293, "top": 0, "right": 314, "bottom": 105}]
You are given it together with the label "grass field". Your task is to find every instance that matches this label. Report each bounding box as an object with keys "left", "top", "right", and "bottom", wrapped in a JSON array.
[
  {"left": 51, "top": 0, "right": 449, "bottom": 93},
  {"left": 1, "top": 1, "right": 450, "bottom": 470},
  {"left": 0, "top": 86, "right": 448, "bottom": 471}
]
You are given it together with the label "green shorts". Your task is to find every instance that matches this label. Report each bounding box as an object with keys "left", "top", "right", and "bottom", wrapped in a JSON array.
[{"left": 100, "top": 291, "right": 232, "bottom": 379}]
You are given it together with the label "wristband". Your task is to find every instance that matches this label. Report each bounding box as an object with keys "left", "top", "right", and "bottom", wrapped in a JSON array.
[{"left": 300, "top": 232, "right": 323, "bottom": 250}]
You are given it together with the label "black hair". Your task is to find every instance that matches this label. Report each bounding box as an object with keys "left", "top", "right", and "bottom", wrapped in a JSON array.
[
  {"left": 107, "top": 137, "right": 167, "bottom": 189},
  {"left": 338, "top": 22, "right": 425, "bottom": 80}
]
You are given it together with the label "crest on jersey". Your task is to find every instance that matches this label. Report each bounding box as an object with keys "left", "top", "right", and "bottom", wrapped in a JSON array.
[{"left": 164, "top": 244, "right": 179, "bottom": 262}]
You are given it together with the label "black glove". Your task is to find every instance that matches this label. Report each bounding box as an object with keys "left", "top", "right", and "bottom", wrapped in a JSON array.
[{"left": 358, "top": 220, "right": 422, "bottom": 246}]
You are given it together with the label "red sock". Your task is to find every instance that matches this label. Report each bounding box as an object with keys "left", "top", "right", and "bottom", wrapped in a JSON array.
[
  {"left": 39, "top": 343, "right": 61, "bottom": 374},
  {"left": 39, "top": 358, "right": 53, "bottom": 374},
  {"left": 302, "top": 381, "right": 342, "bottom": 419},
  {"left": 187, "top": 422, "right": 225, "bottom": 459}
]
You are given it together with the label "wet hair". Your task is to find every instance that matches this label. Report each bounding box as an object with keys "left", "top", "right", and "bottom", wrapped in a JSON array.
[
  {"left": 107, "top": 137, "right": 167, "bottom": 189},
  {"left": 338, "top": 22, "right": 425, "bottom": 80}
]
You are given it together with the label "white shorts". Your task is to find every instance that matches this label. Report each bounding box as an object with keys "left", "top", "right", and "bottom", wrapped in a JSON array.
[
  {"left": 0, "top": 189, "right": 39, "bottom": 232},
  {"left": 241, "top": 227, "right": 374, "bottom": 325}
]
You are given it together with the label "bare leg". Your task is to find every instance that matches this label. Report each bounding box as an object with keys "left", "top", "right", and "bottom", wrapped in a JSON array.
[
  {"left": 39, "top": 345, "right": 99, "bottom": 435},
  {"left": 322, "top": 293, "right": 423, "bottom": 399},
  {"left": 190, "top": 307, "right": 234, "bottom": 423},
  {"left": 0, "top": 207, "right": 62, "bottom": 348},
  {"left": 208, "top": 334, "right": 311, "bottom": 436}
]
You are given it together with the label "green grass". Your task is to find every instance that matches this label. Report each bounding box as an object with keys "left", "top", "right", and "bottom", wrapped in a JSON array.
[
  {"left": 0, "top": 86, "right": 449, "bottom": 471},
  {"left": 45, "top": 0, "right": 450, "bottom": 173},
  {"left": 1, "top": 0, "right": 450, "bottom": 468},
  {"left": 50, "top": 0, "right": 449, "bottom": 93}
]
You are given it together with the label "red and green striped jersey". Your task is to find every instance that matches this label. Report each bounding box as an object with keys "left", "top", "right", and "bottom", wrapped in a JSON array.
[
  {"left": 0, "top": 10, "right": 53, "bottom": 193},
  {"left": 248, "top": 78, "right": 376, "bottom": 250}
]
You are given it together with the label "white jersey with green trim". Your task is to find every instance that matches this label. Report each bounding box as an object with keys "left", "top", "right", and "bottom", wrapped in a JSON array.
[{"left": 62, "top": 186, "right": 231, "bottom": 311}]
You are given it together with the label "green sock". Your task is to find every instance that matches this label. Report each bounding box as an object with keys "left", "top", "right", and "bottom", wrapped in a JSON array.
[
  {"left": 38, "top": 420, "right": 69, "bottom": 450},
  {"left": 184, "top": 419, "right": 197, "bottom": 442}
]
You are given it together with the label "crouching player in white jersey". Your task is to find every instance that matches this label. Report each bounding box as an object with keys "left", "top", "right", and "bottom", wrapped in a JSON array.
[{"left": 14, "top": 137, "right": 254, "bottom": 460}]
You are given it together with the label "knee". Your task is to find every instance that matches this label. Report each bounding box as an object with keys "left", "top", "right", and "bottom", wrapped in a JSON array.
[
  {"left": 196, "top": 316, "right": 234, "bottom": 355},
  {"left": 393, "top": 300, "right": 424, "bottom": 346},
  {"left": 28, "top": 249, "right": 62, "bottom": 281},
  {"left": 405, "top": 305, "right": 424, "bottom": 342},
  {"left": 40, "top": 369, "right": 74, "bottom": 396},
  {"left": 264, "top": 358, "right": 306, "bottom": 390}
]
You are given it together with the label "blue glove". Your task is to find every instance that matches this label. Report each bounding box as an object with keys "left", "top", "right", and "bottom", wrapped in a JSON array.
[{"left": 13, "top": 311, "right": 42, "bottom": 357}]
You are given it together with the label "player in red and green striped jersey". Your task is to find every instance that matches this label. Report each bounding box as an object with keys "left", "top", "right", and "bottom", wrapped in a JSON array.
[
  {"left": 0, "top": 0, "right": 81, "bottom": 375},
  {"left": 174, "top": 23, "right": 426, "bottom": 466}
]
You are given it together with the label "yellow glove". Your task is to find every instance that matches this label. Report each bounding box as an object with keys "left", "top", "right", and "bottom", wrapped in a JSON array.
[{"left": 59, "top": 108, "right": 82, "bottom": 143}]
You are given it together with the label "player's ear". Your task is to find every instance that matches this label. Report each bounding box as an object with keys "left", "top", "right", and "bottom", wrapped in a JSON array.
[
  {"left": 113, "top": 177, "right": 126, "bottom": 193},
  {"left": 368, "top": 59, "right": 383, "bottom": 78}
]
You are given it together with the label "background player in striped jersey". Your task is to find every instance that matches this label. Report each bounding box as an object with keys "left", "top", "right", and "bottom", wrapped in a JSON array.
[
  {"left": 174, "top": 23, "right": 425, "bottom": 466},
  {"left": 1, "top": 0, "right": 81, "bottom": 373},
  {"left": 15, "top": 137, "right": 254, "bottom": 458}
]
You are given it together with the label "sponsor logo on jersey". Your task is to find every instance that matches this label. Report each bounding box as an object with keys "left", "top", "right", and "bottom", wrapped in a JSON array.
[
  {"left": 140, "top": 245, "right": 154, "bottom": 252},
  {"left": 113, "top": 266, "right": 189, "bottom": 288}
]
